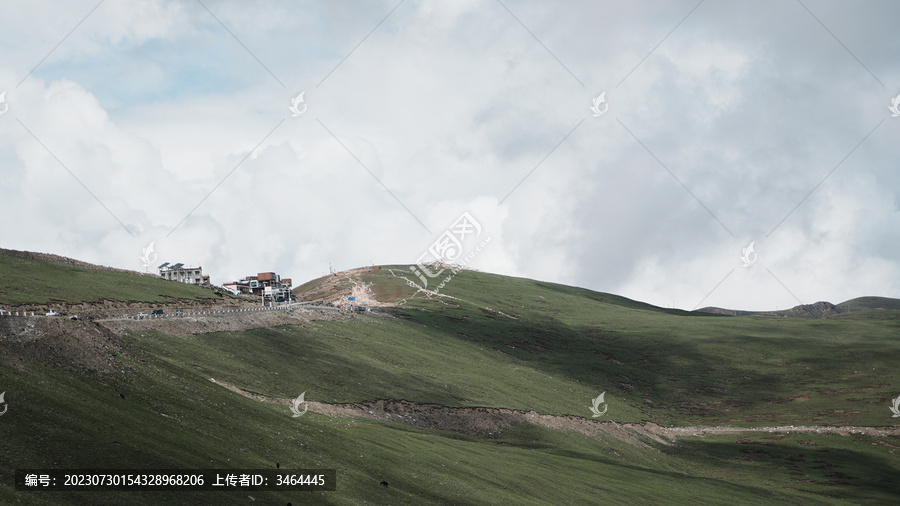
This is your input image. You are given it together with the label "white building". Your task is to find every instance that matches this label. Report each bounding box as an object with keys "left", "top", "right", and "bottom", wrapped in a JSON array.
[{"left": 157, "top": 262, "right": 211, "bottom": 286}]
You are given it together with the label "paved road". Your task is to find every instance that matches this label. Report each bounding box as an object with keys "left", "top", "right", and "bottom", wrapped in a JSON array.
[{"left": 94, "top": 302, "right": 345, "bottom": 322}]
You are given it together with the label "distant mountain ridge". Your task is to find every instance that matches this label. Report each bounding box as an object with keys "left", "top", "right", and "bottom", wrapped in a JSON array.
[{"left": 696, "top": 296, "right": 900, "bottom": 319}]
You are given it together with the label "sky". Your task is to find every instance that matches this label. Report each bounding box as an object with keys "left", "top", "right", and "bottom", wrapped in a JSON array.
[{"left": 0, "top": 0, "right": 897, "bottom": 311}]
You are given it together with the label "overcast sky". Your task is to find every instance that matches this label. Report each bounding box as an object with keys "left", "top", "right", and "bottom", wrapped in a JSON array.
[{"left": 1, "top": 0, "right": 897, "bottom": 311}]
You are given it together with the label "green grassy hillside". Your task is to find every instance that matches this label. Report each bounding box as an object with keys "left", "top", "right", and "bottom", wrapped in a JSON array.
[
  {"left": 0, "top": 249, "right": 222, "bottom": 306},
  {"left": 2, "top": 258, "right": 899, "bottom": 504}
]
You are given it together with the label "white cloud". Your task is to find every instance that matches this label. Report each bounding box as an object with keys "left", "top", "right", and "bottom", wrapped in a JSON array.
[{"left": 0, "top": 0, "right": 897, "bottom": 310}]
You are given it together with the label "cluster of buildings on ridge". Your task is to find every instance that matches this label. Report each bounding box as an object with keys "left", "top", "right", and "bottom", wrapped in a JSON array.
[
  {"left": 223, "top": 272, "right": 293, "bottom": 302},
  {"left": 156, "top": 263, "right": 293, "bottom": 303}
]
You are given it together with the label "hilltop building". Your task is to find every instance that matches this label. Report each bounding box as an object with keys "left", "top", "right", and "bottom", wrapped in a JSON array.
[
  {"left": 157, "top": 262, "right": 211, "bottom": 286},
  {"left": 224, "top": 272, "right": 293, "bottom": 302}
]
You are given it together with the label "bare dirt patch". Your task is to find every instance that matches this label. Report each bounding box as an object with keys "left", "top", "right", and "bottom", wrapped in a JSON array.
[
  {"left": 294, "top": 267, "right": 394, "bottom": 307},
  {"left": 1, "top": 316, "right": 131, "bottom": 373}
]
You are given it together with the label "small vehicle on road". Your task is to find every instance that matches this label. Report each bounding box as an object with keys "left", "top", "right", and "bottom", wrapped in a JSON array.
[
  {"left": 151, "top": 309, "right": 164, "bottom": 316},
  {"left": 46, "top": 310, "right": 58, "bottom": 316},
  {"left": 175, "top": 309, "right": 184, "bottom": 315},
  {"left": 137, "top": 312, "right": 148, "bottom": 319}
]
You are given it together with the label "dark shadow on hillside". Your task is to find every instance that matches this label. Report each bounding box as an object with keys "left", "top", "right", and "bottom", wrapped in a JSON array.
[
  {"left": 385, "top": 303, "right": 890, "bottom": 425},
  {"left": 131, "top": 326, "right": 473, "bottom": 408},
  {"left": 667, "top": 437, "right": 900, "bottom": 503}
]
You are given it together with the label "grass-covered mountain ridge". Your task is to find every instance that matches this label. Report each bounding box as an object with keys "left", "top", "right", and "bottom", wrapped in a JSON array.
[
  {"left": 0, "top": 248, "right": 248, "bottom": 314},
  {"left": 2, "top": 248, "right": 899, "bottom": 504},
  {"left": 3, "top": 246, "right": 894, "bottom": 317}
]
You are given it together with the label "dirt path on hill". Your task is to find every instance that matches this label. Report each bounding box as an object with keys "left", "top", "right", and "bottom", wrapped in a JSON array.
[
  {"left": 210, "top": 380, "right": 900, "bottom": 448},
  {"left": 295, "top": 267, "right": 391, "bottom": 306},
  {"left": 208, "top": 379, "right": 672, "bottom": 447},
  {"left": 665, "top": 424, "right": 900, "bottom": 438}
]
